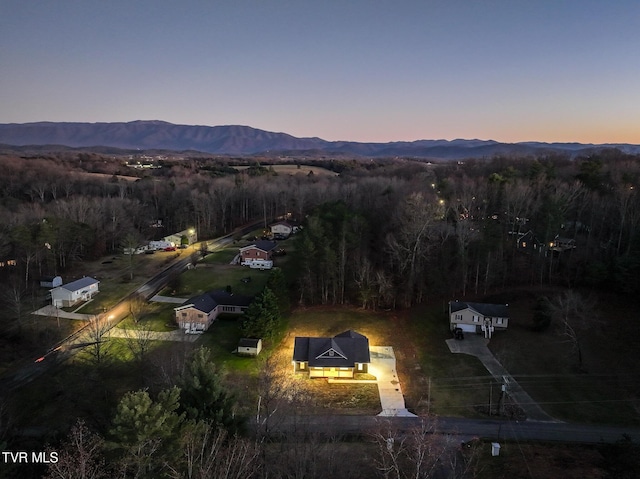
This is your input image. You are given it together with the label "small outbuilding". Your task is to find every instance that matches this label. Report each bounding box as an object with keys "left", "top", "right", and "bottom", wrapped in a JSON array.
[
  {"left": 40, "top": 275, "right": 63, "bottom": 289},
  {"left": 237, "top": 338, "right": 263, "bottom": 357}
]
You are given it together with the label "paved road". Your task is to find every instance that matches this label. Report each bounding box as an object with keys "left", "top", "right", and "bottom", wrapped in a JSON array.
[{"left": 271, "top": 414, "right": 640, "bottom": 445}]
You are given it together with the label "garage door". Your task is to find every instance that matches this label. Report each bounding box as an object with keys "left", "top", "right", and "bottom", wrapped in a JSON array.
[{"left": 457, "top": 324, "right": 477, "bottom": 333}]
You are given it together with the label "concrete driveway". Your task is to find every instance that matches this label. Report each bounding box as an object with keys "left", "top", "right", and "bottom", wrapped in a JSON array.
[
  {"left": 446, "top": 334, "right": 557, "bottom": 422},
  {"left": 369, "top": 346, "right": 417, "bottom": 417}
]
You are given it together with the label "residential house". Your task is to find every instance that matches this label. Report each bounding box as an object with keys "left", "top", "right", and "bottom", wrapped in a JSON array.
[
  {"left": 174, "top": 289, "right": 251, "bottom": 334},
  {"left": 164, "top": 228, "right": 198, "bottom": 247},
  {"left": 50, "top": 277, "right": 100, "bottom": 308},
  {"left": 449, "top": 301, "right": 509, "bottom": 339},
  {"left": 237, "top": 338, "right": 263, "bottom": 357},
  {"left": 239, "top": 240, "right": 277, "bottom": 264},
  {"left": 516, "top": 230, "right": 544, "bottom": 254},
  {"left": 549, "top": 235, "right": 576, "bottom": 252},
  {"left": 293, "top": 330, "right": 370, "bottom": 378},
  {"left": 269, "top": 221, "right": 294, "bottom": 239}
]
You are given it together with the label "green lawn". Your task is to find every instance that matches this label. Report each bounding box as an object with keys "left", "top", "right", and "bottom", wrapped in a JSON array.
[{"left": 116, "top": 302, "right": 179, "bottom": 332}]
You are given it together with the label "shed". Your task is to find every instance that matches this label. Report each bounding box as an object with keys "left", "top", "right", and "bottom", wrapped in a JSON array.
[
  {"left": 237, "top": 338, "right": 262, "bottom": 357},
  {"left": 40, "top": 275, "right": 62, "bottom": 288}
]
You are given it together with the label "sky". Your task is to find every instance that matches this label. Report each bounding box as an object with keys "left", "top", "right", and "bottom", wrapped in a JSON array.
[{"left": 1, "top": 1, "right": 639, "bottom": 144}]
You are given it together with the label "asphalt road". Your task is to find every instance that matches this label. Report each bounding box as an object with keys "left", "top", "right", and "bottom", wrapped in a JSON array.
[{"left": 271, "top": 414, "right": 640, "bottom": 445}]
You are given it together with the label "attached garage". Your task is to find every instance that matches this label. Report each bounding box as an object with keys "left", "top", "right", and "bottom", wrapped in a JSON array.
[{"left": 456, "top": 323, "right": 478, "bottom": 333}]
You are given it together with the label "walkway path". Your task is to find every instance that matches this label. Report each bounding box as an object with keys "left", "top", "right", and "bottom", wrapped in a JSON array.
[
  {"left": 369, "top": 346, "right": 417, "bottom": 417},
  {"left": 105, "top": 327, "right": 199, "bottom": 342},
  {"left": 446, "top": 335, "right": 557, "bottom": 422},
  {"left": 150, "top": 294, "right": 188, "bottom": 304},
  {"left": 32, "top": 305, "right": 93, "bottom": 321}
]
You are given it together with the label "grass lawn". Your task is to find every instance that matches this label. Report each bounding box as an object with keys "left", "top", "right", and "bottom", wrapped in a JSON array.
[
  {"left": 116, "top": 302, "right": 179, "bottom": 332},
  {"left": 166, "top": 264, "right": 270, "bottom": 298},
  {"left": 485, "top": 289, "right": 640, "bottom": 425}
]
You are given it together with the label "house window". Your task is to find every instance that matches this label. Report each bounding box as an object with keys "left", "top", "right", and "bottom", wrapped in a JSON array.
[
  {"left": 472, "top": 315, "right": 479, "bottom": 323},
  {"left": 357, "top": 363, "right": 363, "bottom": 371},
  {"left": 495, "top": 318, "right": 503, "bottom": 325},
  {"left": 299, "top": 362, "right": 306, "bottom": 370},
  {"left": 455, "top": 314, "right": 462, "bottom": 320},
  {"left": 197, "top": 313, "right": 203, "bottom": 318},
  {"left": 340, "top": 368, "right": 350, "bottom": 370},
  {"left": 181, "top": 312, "right": 187, "bottom": 317}
]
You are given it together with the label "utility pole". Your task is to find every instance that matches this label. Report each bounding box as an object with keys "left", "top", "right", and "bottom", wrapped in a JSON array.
[{"left": 489, "top": 381, "right": 493, "bottom": 416}]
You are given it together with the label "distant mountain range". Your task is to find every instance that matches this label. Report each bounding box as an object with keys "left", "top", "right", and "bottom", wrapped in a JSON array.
[{"left": 1, "top": 120, "right": 639, "bottom": 159}]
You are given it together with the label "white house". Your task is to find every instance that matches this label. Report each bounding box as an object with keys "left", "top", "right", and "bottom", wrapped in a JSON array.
[
  {"left": 164, "top": 228, "right": 198, "bottom": 247},
  {"left": 50, "top": 277, "right": 100, "bottom": 308},
  {"left": 269, "top": 221, "right": 294, "bottom": 238},
  {"left": 449, "top": 301, "right": 509, "bottom": 339}
]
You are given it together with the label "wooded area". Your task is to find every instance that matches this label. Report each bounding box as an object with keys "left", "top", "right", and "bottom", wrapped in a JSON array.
[{"left": 1, "top": 150, "right": 640, "bottom": 308}]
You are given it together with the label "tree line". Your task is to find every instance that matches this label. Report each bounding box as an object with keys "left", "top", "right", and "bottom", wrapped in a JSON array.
[{"left": 1, "top": 149, "right": 640, "bottom": 303}]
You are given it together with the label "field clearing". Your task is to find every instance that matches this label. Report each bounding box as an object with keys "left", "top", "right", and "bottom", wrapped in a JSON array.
[
  {"left": 235, "top": 164, "right": 338, "bottom": 176},
  {"left": 486, "top": 289, "right": 640, "bottom": 425}
]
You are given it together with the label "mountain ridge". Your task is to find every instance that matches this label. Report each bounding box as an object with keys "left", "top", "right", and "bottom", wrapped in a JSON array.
[{"left": 0, "top": 120, "right": 638, "bottom": 159}]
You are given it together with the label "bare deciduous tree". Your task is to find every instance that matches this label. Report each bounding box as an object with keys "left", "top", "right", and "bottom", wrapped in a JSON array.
[
  {"left": 548, "top": 290, "right": 601, "bottom": 371},
  {"left": 44, "top": 419, "right": 108, "bottom": 479}
]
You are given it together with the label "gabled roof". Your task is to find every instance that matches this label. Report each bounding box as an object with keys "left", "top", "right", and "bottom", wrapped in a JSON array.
[
  {"left": 55, "top": 276, "right": 99, "bottom": 293},
  {"left": 176, "top": 289, "right": 252, "bottom": 314},
  {"left": 239, "top": 240, "right": 278, "bottom": 253},
  {"left": 270, "top": 220, "right": 293, "bottom": 228},
  {"left": 450, "top": 301, "right": 509, "bottom": 318},
  {"left": 293, "top": 330, "right": 370, "bottom": 368},
  {"left": 238, "top": 338, "right": 261, "bottom": 348}
]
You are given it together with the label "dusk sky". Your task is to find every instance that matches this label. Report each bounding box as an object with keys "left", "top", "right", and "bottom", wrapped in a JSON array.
[{"left": 1, "top": 1, "right": 639, "bottom": 144}]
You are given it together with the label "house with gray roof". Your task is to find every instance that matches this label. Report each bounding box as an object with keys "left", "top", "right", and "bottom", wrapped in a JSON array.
[
  {"left": 293, "top": 330, "right": 370, "bottom": 378},
  {"left": 449, "top": 301, "right": 509, "bottom": 338},
  {"left": 174, "top": 290, "right": 252, "bottom": 334},
  {"left": 50, "top": 277, "right": 100, "bottom": 307}
]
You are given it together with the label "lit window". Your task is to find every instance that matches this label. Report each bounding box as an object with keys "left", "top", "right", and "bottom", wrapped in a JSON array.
[
  {"left": 357, "top": 363, "right": 364, "bottom": 371},
  {"left": 472, "top": 315, "right": 479, "bottom": 323}
]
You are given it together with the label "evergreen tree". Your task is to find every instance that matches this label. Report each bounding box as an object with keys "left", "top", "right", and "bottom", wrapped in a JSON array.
[
  {"left": 178, "top": 347, "right": 244, "bottom": 434},
  {"left": 109, "top": 387, "right": 183, "bottom": 478},
  {"left": 241, "top": 287, "right": 281, "bottom": 339},
  {"left": 266, "top": 267, "right": 290, "bottom": 312}
]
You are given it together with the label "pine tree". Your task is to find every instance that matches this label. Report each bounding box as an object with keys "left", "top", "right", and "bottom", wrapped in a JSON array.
[
  {"left": 179, "top": 347, "right": 244, "bottom": 434},
  {"left": 241, "top": 287, "right": 281, "bottom": 339},
  {"left": 109, "top": 387, "right": 183, "bottom": 478}
]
